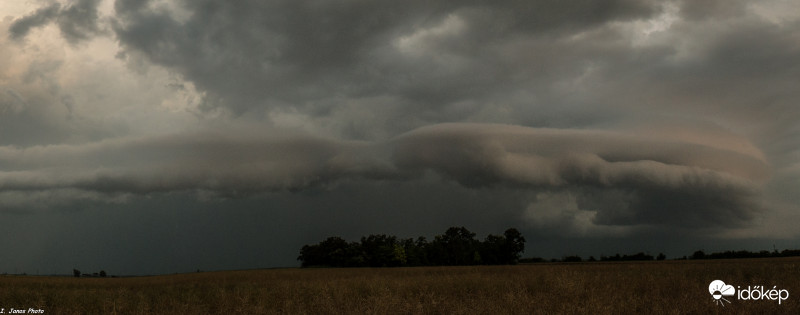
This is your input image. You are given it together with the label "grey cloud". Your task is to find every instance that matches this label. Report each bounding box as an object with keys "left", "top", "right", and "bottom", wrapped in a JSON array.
[
  {"left": 677, "top": 0, "right": 748, "bottom": 21},
  {"left": 2, "top": 0, "right": 800, "bottom": 274},
  {"left": 454, "top": 0, "right": 660, "bottom": 41},
  {"left": 8, "top": 3, "right": 61, "bottom": 40},
  {"left": 585, "top": 10, "right": 800, "bottom": 169},
  {"left": 9, "top": 0, "right": 103, "bottom": 44},
  {"left": 0, "top": 123, "right": 769, "bottom": 229},
  {"left": 392, "top": 123, "right": 768, "bottom": 228},
  {"left": 0, "top": 22, "right": 73, "bottom": 146},
  {"left": 110, "top": 0, "right": 663, "bottom": 125},
  {"left": 0, "top": 128, "right": 392, "bottom": 196},
  {"left": 56, "top": 0, "right": 104, "bottom": 44}
]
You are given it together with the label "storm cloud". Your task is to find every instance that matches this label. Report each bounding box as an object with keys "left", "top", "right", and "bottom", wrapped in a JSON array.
[
  {"left": 2, "top": 0, "right": 799, "bottom": 274},
  {"left": 0, "top": 122, "right": 768, "bottom": 230},
  {"left": 9, "top": 0, "right": 103, "bottom": 44}
]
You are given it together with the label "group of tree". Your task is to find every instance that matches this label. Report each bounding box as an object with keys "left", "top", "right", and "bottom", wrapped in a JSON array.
[
  {"left": 298, "top": 227, "right": 525, "bottom": 268},
  {"left": 73, "top": 269, "right": 107, "bottom": 277},
  {"left": 518, "top": 248, "right": 800, "bottom": 263},
  {"left": 688, "top": 249, "right": 800, "bottom": 260},
  {"left": 521, "top": 252, "right": 665, "bottom": 263}
]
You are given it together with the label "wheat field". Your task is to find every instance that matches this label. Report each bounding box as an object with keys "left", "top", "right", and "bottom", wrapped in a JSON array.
[{"left": 1, "top": 257, "right": 799, "bottom": 314}]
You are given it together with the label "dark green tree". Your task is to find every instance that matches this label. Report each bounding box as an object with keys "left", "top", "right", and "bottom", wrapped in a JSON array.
[
  {"left": 298, "top": 227, "right": 526, "bottom": 268},
  {"left": 298, "top": 236, "right": 364, "bottom": 267},
  {"left": 502, "top": 228, "right": 526, "bottom": 264},
  {"left": 480, "top": 234, "right": 506, "bottom": 265},
  {"left": 361, "top": 234, "right": 400, "bottom": 267},
  {"left": 431, "top": 227, "right": 480, "bottom": 265},
  {"left": 400, "top": 237, "right": 429, "bottom": 266}
]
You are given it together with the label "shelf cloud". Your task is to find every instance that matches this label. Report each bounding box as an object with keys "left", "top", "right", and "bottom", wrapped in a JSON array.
[{"left": 1, "top": 0, "right": 799, "bottom": 274}]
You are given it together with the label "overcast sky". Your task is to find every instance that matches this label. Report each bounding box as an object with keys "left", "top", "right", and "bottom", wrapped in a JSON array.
[{"left": 2, "top": 0, "right": 799, "bottom": 275}]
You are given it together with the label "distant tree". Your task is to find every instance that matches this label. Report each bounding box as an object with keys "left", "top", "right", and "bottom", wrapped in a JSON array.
[
  {"left": 434, "top": 227, "right": 480, "bottom": 265},
  {"left": 298, "top": 227, "right": 526, "bottom": 268},
  {"left": 502, "top": 228, "right": 526, "bottom": 264},
  {"left": 480, "top": 234, "right": 506, "bottom": 265},
  {"left": 692, "top": 250, "right": 706, "bottom": 260},
  {"left": 656, "top": 253, "right": 666, "bottom": 261},
  {"left": 588, "top": 256, "right": 597, "bottom": 262},
  {"left": 622, "top": 252, "right": 654, "bottom": 261},
  {"left": 781, "top": 249, "right": 800, "bottom": 257},
  {"left": 298, "top": 236, "right": 364, "bottom": 267},
  {"left": 393, "top": 244, "right": 407, "bottom": 266},
  {"left": 563, "top": 255, "right": 582, "bottom": 262},
  {"left": 399, "top": 237, "right": 427, "bottom": 266},
  {"left": 361, "top": 234, "right": 400, "bottom": 267},
  {"left": 99, "top": 270, "right": 107, "bottom": 277},
  {"left": 425, "top": 236, "right": 447, "bottom": 266},
  {"left": 73, "top": 269, "right": 80, "bottom": 278}
]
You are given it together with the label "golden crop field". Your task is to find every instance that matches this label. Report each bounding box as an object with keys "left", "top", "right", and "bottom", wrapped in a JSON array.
[{"left": 1, "top": 257, "right": 799, "bottom": 314}]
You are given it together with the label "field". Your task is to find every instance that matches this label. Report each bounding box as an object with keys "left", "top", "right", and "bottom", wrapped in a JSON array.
[{"left": 1, "top": 258, "right": 799, "bottom": 314}]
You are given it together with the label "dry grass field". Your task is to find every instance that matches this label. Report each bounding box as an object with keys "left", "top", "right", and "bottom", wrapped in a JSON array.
[{"left": 1, "top": 257, "right": 799, "bottom": 314}]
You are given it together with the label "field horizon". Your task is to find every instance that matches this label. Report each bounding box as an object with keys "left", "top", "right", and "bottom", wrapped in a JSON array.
[{"left": 1, "top": 257, "right": 798, "bottom": 314}]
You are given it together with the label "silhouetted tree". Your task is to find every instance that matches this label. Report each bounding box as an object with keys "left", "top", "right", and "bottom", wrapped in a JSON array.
[
  {"left": 73, "top": 269, "right": 80, "bottom": 278},
  {"left": 396, "top": 237, "right": 425, "bottom": 266},
  {"left": 298, "top": 227, "right": 526, "bottom": 267},
  {"left": 692, "top": 250, "right": 706, "bottom": 260},
  {"left": 480, "top": 234, "right": 506, "bottom": 265},
  {"left": 622, "top": 252, "right": 654, "bottom": 261},
  {"left": 99, "top": 270, "right": 107, "bottom": 277},
  {"left": 298, "top": 236, "right": 364, "bottom": 267},
  {"left": 432, "top": 227, "right": 479, "bottom": 265},
  {"left": 781, "top": 249, "right": 800, "bottom": 257},
  {"left": 502, "top": 228, "right": 526, "bottom": 264},
  {"left": 657, "top": 253, "right": 666, "bottom": 261},
  {"left": 361, "top": 234, "right": 400, "bottom": 267}
]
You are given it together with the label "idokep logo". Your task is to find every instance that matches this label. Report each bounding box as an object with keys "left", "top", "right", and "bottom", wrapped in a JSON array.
[
  {"left": 709, "top": 280, "right": 735, "bottom": 306},
  {"left": 708, "top": 280, "right": 790, "bottom": 306}
]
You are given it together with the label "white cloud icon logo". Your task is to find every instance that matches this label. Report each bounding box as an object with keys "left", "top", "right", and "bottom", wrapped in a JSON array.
[{"left": 709, "top": 280, "right": 735, "bottom": 306}]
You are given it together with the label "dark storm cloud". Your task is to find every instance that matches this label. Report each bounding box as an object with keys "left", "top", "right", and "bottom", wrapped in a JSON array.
[
  {"left": 8, "top": 3, "right": 61, "bottom": 39},
  {"left": 109, "top": 0, "right": 662, "bottom": 120},
  {"left": 8, "top": 0, "right": 103, "bottom": 44},
  {"left": 0, "top": 128, "right": 393, "bottom": 195},
  {"left": 677, "top": 0, "right": 748, "bottom": 21},
  {"left": 56, "top": 0, "right": 105, "bottom": 43},
  {"left": 393, "top": 123, "right": 767, "bottom": 227},
  {"left": 3, "top": 0, "right": 800, "bottom": 274},
  {"left": 0, "top": 122, "right": 768, "bottom": 229}
]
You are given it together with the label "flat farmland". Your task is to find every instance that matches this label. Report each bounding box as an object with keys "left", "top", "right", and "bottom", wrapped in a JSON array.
[{"left": 1, "top": 257, "right": 799, "bottom": 314}]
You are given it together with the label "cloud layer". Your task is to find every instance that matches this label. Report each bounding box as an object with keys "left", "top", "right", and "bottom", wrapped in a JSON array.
[
  {"left": 0, "top": 122, "right": 768, "bottom": 230},
  {"left": 9, "top": 0, "right": 103, "bottom": 44},
  {"left": 2, "top": 0, "right": 800, "bottom": 273}
]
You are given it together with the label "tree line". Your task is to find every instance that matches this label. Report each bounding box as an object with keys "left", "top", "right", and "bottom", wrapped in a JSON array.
[
  {"left": 72, "top": 269, "right": 108, "bottom": 277},
  {"left": 688, "top": 249, "right": 800, "bottom": 260},
  {"left": 520, "top": 248, "right": 800, "bottom": 263},
  {"left": 298, "top": 227, "right": 525, "bottom": 267}
]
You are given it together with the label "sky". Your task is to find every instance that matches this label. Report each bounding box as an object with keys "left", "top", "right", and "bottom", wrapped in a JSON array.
[{"left": 1, "top": 0, "right": 799, "bottom": 275}]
